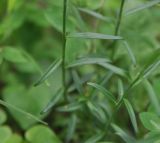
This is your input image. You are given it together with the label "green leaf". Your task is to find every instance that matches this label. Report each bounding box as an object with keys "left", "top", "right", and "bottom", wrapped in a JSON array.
[
  {"left": 72, "top": 70, "right": 83, "bottom": 94},
  {"left": 34, "top": 59, "right": 62, "bottom": 86},
  {"left": 118, "top": 79, "right": 124, "bottom": 101},
  {"left": 111, "top": 124, "right": 136, "bottom": 143},
  {"left": 5, "top": 134, "right": 23, "bottom": 143},
  {"left": 67, "top": 57, "right": 110, "bottom": 68},
  {"left": 87, "top": 101, "right": 107, "bottom": 123},
  {"left": 140, "top": 112, "right": 160, "bottom": 131},
  {"left": 78, "top": 8, "right": 111, "bottom": 22},
  {"left": 87, "top": 82, "right": 116, "bottom": 104},
  {"left": 144, "top": 80, "right": 160, "bottom": 115},
  {"left": 25, "top": 125, "right": 61, "bottom": 143},
  {"left": 123, "top": 99, "right": 138, "bottom": 133},
  {"left": 41, "top": 89, "right": 63, "bottom": 114},
  {"left": 0, "top": 99, "right": 47, "bottom": 126},
  {"left": 0, "top": 126, "right": 12, "bottom": 143},
  {"left": 7, "top": 0, "right": 17, "bottom": 13},
  {"left": 66, "top": 114, "right": 77, "bottom": 142},
  {"left": 98, "top": 62, "right": 128, "bottom": 78},
  {"left": 123, "top": 41, "right": 137, "bottom": 66},
  {"left": 67, "top": 32, "right": 123, "bottom": 40},
  {"left": 126, "top": 0, "right": 160, "bottom": 15},
  {"left": 84, "top": 132, "right": 104, "bottom": 143},
  {"left": 0, "top": 109, "right": 7, "bottom": 125},
  {"left": 3, "top": 47, "right": 27, "bottom": 63},
  {"left": 57, "top": 102, "right": 82, "bottom": 112}
]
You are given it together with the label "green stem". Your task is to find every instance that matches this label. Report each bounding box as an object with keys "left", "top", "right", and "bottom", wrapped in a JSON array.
[
  {"left": 112, "top": 0, "right": 125, "bottom": 59},
  {"left": 62, "top": 0, "right": 68, "bottom": 98}
]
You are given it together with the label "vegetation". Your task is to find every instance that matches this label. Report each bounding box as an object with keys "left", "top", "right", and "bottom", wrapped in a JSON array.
[{"left": 0, "top": 0, "right": 160, "bottom": 143}]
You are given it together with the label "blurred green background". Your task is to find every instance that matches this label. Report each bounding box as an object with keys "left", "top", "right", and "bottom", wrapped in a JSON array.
[{"left": 0, "top": 0, "right": 160, "bottom": 143}]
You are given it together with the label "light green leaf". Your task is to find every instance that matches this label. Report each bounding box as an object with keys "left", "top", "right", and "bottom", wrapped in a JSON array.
[
  {"left": 87, "top": 101, "right": 107, "bottom": 123},
  {"left": 123, "top": 99, "right": 138, "bottom": 133},
  {"left": 67, "top": 57, "right": 110, "bottom": 68},
  {"left": 98, "top": 62, "right": 128, "bottom": 78},
  {"left": 144, "top": 80, "right": 160, "bottom": 115},
  {"left": 123, "top": 41, "right": 137, "bottom": 66},
  {"left": 0, "top": 109, "right": 7, "bottom": 125},
  {"left": 140, "top": 112, "right": 160, "bottom": 131},
  {"left": 87, "top": 82, "right": 116, "bottom": 104},
  {"left": 111, "top": 124, "right": 136, "bottom": 143},
  {"left": 126, "top": 0, "right": 160, "bottom": 15},
  {"left": 67, "top": 32, "right": 122, "bottom": 40},
  {"left": 78, "top": 8, "right": 110, "bottom": 22},
  {"left": 57, "top": 102, "right": 82, "bottom": 112},
  {"left": 84, "top": 132, "right": 104, "bottom": 143},
  {"left": 25, "top": 125, "right": 61, "bottom": 143},
  {"left": 0, "top": 126, "right": 12, "bottom": 143},
  {"left": 41, "top": 89, "right": 63, "bottom": 114},
  {"left": 66, "top": 114, "right": 77, "bottom": 142},
  {"left": 6, "top": 134, "right": 23, "bottom": 143},
  {"left": 34, "top": 59, "right": 62, "bottom": 86},
  {"left": 0, "top": 99, "right": 47, "bottom": 126},
  {"left": 3, "top": 47, "right": 27, "bottom": 63}
]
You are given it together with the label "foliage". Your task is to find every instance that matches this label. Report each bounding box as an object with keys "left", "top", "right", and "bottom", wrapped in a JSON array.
[{"left": 0, "top": 0, "right": 160, "bottom": 142}]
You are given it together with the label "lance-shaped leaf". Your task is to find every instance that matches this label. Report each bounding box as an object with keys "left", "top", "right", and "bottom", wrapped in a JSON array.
[
  {"left": 67, "top": 57, "right": 110, "bottom": 68},
  {"left": 57, "top": 102, "right": 82, "bottom": 112},
  {"left": 66, "top": 114, "right": 77, "bottom": 142},
  {"left": 67, "top": 32, "right": 122, "bottom": 40},
  {"left": 126, "top": 0, "right": 160, "bottom": 15},
  {"left": 84, "top": 132, "right": 105, "bottom": 143},
  {"left": 98, "top": 62, "right": 128, "bottom": 78},
  {"left": 87, "top": 101, "right": 107, "bottom": 123},
  {"left": 144, "top": 80, "right": 160, "bottom": 115},
  {"left": 41, "top": 89, "right": 63, "bottom": 114},
  {"left": 123, "top": 41, "right": 137, "bottom": 66},
  {"left": 112, "top": 124, "right": 137, "bottom": 143},
  {"left": 123, "top": 99, "right": 138, "bottom": 133},
  {"left": 0, "top": 99, "right": 47, "bottom": 125},
  {"left": 78, "top": 8, "right": 111, "bottom": 22},
  {"left": 34, "top": 59, "right": 62, "bottom": 86},
  {"left": 87, "top": 82, "right": 116, "bottom": 104}
]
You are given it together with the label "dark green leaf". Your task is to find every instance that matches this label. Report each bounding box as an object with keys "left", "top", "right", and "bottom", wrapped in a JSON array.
[
  {"left": 87, "top": 82, "right": 116, "bottom": 104},
  {"left": 123, "top": 99, "right": 138, "bottom": 133}
]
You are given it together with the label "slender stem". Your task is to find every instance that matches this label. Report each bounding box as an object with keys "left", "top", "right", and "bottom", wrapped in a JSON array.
[
  {"left": 62, "top": 0, "right": 68, "bottom": 98},
  {"left": 111, "top": 0, "right": 125, "bottom": 59},
  {"left": 114, "top": 0, "right": 125, "bottom": 36}
]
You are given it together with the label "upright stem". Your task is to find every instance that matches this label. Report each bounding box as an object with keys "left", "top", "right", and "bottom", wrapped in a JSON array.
[
  {"left": 114, "top": 0, "right": 125, "bottom": 36},
  {"left": 62, "top": 0, "right": 67, "bottom": 98},
  {"left": 112, "top": 0, "right": 125, "bottom": 59}
]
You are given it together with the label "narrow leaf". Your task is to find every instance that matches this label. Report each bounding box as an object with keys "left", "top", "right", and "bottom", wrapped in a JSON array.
[
  {"left": 98, "top": 62, "right": 128, "bottom": 78},
  {"left": 85, "top": 132, "right": 104, "bottom": 143},
  {"left": 34, "top": 59, "right": 62, "bottom": 86},
  {"left": 67, "top": 32, "right": 123, "bottom": 40},
  {"left": 67, "top": 57, "right": 110, "bottom": 68},
  {"left": 41, "top": 89, "right": 63, "bottom": 114},
  {"left": 87, "top": 82, "right": 116, "bottom": 104},
  {"left": 123, "top": 99, "right": 138, "bottom": 133},
  {"left": 66, "top": 114, "right": 77, "bottom": 142},
  {"left": 126, "top": 0, "right": 160, "bottom": 15},
  {"left": 112, "top": 124, "right": 136, "bottom": 143},
  {"left": 0, "top": 99, "right": 47, "bottom": 125},
  {"left": 123, "top": 41, "right": 137, "bottom": 66},
  {"left": 79, "top": 8, "right": 111, "bottom": 22},
  {"left": 144, "top": 80, "right": 160, "bottom": 115},
  {"left": 57, "top": 102, "right": 82, "bottom": 112},
  {"left": 87, "top": 101, "right": 107, "bottom": 123}
]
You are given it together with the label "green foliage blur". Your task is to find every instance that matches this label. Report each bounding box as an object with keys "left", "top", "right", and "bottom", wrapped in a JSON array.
[{"left": 0, "top": 0, "right": 160, "bottom": 143}]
